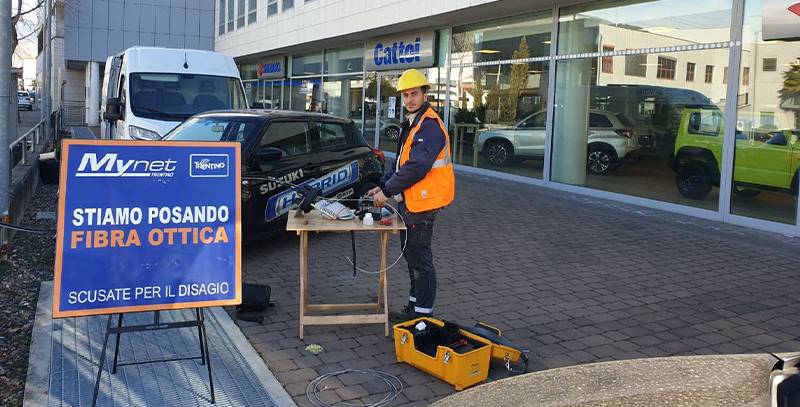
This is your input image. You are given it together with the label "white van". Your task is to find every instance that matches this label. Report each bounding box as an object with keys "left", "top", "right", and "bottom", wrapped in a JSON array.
[{"left": 100, "top": 47, "right": 247, "bottom": 140}]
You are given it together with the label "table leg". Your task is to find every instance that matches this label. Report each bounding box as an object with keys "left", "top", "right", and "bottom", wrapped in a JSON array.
[
  {"left": 380, "top": 231, "right": 389, "bottom": 336},
  {"left": 299, "top": 231, "right": 308, "bottom": 339}
]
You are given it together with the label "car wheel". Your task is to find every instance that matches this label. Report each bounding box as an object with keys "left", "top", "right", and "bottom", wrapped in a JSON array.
[
  {"left": 676, "top": 161, "right": 713, "bottom": 200},
  {"left": 384, "top": 126, "right": 400, "bottom": 141},
  {"left": 587, "top": 146, "right": 617, "bottom": 175},
  {"left": 484, "top": 140, "right": 514, "bottom": 166},
  {"left": 733, "top": 186, "right": 760, "bottom": 198}
]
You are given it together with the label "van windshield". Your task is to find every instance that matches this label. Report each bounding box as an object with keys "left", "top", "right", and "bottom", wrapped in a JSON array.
[{"left": 129, "top": 73, "right": 246, "bottom": 121}]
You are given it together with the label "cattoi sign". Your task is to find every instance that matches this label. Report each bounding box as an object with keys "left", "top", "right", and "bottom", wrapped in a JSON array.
[
  {"left": 258, "top": 56, "right": 286, "bottom": 79},
  {"left": 365, "top": 31, "right": 437, "bottom": 71},
  {"left": 53, "top": 140, "right": 242, "bottom": 318},
  {"left": 763, "top": 0, "right": 800, "bottom": 41}
]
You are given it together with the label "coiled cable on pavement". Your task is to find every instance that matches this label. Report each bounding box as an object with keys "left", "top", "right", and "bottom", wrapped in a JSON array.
[{"left": 305, "top": 369, "right": 403, "bottom": 407}]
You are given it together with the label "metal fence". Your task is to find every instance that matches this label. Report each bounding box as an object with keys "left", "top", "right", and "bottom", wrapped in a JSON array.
[
  {"left": 9, "top": 108, "right": 61, "bottom": 168},
  {"left": 62, "top": 100, "right": 86, "bottom": 127}
]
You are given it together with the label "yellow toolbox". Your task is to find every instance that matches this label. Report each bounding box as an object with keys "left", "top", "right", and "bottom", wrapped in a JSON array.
[
  {"left": 393, "top": 317, "right": 493, "bottom": 391},
  {"left": 461, "top": 322, "right": 529, "bottom": 373}
]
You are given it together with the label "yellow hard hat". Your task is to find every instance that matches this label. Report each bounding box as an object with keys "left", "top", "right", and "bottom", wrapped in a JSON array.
[{"left": 397, "top": 69, "right": 429, "bottom": 92}]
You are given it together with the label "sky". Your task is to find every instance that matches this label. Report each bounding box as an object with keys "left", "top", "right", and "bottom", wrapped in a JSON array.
[{"left": 12, "top": 0, "right": 42, "bottom": 64}]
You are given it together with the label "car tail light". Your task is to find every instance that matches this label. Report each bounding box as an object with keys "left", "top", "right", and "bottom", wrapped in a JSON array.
[
  {"left": 615, "top": 129, "right": 633, "bottom": 138},
  {"left": 372, "top": 148, "right": 386, "bottom": 163}
]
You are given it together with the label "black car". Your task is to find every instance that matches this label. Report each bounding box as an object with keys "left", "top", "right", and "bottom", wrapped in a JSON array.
[{"left": 164, "top": 109, "right": 386, "bottom": 237}]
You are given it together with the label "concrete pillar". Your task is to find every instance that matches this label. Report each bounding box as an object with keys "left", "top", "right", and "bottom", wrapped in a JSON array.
[
  {"left": 551, "top": 19, "right": 591, "bottom": 186},
  {"left": 86, "top": 62, "right": 100, "bottom": 126}
]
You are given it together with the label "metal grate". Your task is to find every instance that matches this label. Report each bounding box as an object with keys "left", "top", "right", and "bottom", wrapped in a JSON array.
[{"left": 61, "top": 101, "right": 86, "bottom": 126}]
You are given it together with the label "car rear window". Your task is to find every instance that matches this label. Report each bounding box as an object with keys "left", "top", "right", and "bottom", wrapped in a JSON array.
[
  {"left": 589, "top": 113, "right": 613, "bottom": 128},
  {"left": 318, "top": 122, "right": 353, "bottom": 150},
  {"left": 164, "top": 116, "right": 261, "bottom": 142}
]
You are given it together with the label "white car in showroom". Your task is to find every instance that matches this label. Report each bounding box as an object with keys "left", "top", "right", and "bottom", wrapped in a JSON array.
[{"left": 476, "top": 110, "right": 640, "bottom": 174}]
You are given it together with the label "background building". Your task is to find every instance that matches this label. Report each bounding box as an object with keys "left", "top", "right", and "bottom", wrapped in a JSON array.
[
  {"left": 215, "top": 0, "right": 800, "bottom": 237},
  {"left": 37, "top": 0, "right": 216, "bottom": 125}
]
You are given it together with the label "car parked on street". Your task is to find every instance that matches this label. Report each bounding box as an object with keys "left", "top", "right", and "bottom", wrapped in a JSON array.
[
  {"left": 350, "top": 103, "right": 402, "bottom": 141},
  {"left": 672, "top": 106, "right": 799, "bottom": 200},
  {"left": 476, "top": 110, "right": 640, "bottom": 174},
  {"left": 163, "top": 109, "right": 386, "bottom": 237},
  {"left": 17, "top": 92, "right": 32, "bottom": 110}
]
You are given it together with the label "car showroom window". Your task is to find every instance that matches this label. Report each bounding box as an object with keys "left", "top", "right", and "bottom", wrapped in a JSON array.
[
  {"left": 318, "top": 122, "right": 350, "bottom": 150},
  {"left": 261, "top": 121, "right": 310, "bottom": 157},
  {"left": 528, "top": 112, "right": 546, "bottom": 128}
]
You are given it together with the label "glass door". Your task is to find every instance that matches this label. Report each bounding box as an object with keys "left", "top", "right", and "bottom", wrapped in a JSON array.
[{"left": 376, "top": 71, "right": 405, "bottom": 152}]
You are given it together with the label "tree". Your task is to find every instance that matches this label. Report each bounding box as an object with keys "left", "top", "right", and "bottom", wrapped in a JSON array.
[
  {"left": 11, "top": 0, "right": 43, "bottom": 56},
  {"left": 780, "top": 61, "right": 800, "bottom": 129},
  {"left": 506, "top": 36, "right": 531, "bottom": 122}
]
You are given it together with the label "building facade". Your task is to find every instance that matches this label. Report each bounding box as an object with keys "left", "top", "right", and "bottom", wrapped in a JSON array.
[
  {"left": 216, "top": 0, "right": 800, "bottom": 237},
  {"left": 37, "top": 0, "right": 216, "bottom": 125}
]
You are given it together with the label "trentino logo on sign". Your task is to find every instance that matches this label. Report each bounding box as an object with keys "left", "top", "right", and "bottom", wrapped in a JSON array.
[
  {"left": 264, "top": 161, "right": 359, "bottom": 221},
  {"left": 190, "top": 154, "right": 229, "bottom": 178}
]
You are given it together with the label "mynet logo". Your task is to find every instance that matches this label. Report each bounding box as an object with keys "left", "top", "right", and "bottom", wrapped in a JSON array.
[
  {"left": 75, "top": 153, "right": 177, "bottom": 178},
  {"left": 190, "top": 154, "right": 229, "bottom": 178}
]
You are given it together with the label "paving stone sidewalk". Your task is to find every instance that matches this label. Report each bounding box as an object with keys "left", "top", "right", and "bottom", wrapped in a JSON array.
[{"left": 235, "top": 171, "right": 800, "bottom": 407}]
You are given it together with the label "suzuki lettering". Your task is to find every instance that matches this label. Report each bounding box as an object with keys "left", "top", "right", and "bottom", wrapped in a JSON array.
[
  {"left": 256, "top": 56, "right": 286, "bottom": 79},
  {"left": 264, "top": 161, "right": 360, "bottom": 221}
]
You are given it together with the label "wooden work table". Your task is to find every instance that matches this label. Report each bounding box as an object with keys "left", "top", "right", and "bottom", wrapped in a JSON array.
[{"left": 286, "top": 209, "right": 406, "bottom": 339}]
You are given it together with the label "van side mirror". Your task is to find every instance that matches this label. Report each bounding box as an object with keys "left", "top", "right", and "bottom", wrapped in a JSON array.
[
  {"left": 254, "top": 147, "right": 282, "bottom": 162},
  {"left": 103, "top": 97, "right": 124, "bottom": 122}
]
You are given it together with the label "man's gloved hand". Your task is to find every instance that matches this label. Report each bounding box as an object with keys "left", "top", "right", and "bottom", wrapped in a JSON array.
[{"left": 367, "top": 186, "right": 389, "bottom": 207}]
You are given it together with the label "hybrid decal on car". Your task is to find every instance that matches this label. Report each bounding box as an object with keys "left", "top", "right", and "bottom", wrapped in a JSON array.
[{"left": 264, "top": 161, "right": 360, "bottom": 221}]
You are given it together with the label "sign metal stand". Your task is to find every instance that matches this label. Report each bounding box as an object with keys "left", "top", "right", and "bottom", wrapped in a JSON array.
[{"left": 90, "top": 308, "right": 215, "bottom": 406}]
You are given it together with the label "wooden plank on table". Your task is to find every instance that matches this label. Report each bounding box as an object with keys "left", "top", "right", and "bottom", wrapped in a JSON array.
[
  {"left": 302, "top": 314, "right": 387, "bottom": 325},
  {"left": 305, "top": 303, "right": 380, "bottom": 312},
  {"left": 285, "top": 210, "right": 406, "bottom": 233}
]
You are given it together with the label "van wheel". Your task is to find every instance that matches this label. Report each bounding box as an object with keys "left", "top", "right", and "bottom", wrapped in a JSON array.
[
  {"left": 587, "top": 146, "right": 617, "bottom": 175},
  {"left": 676, "top": 161, "right": 712, "bottom": 200},
  {"left": 484, "top": 140, "right": 514, "bottom": 166}
]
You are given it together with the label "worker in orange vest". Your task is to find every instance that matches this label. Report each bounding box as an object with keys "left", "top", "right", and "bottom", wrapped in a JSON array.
[{"left": 369, "top": 69, "right": 455, "bottom": 322}]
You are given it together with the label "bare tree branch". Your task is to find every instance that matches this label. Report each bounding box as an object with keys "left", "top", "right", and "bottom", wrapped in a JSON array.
[
  {"left": 15, "top": 0, "right": 44, "bottom": 19},
  {"left": 16, "top": 26, "right": 40, "bottom": 42}
]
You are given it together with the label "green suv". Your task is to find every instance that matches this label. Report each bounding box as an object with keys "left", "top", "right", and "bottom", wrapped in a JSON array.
[{"left": 672, "top": 106, "right": 799, "bottom": 200}]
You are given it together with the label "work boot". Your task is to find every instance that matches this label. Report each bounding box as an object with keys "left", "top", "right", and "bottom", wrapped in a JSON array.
[{"left": 389, "top": 305, "right": 417, "bottom": 323}]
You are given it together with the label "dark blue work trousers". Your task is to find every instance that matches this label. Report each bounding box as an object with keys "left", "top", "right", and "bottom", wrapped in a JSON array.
[{"left": 399, "top": 202, "right": 439, "bottom": 315}]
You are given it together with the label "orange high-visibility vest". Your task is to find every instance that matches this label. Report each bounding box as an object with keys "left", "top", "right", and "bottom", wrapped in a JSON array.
[{"left": 397, "top": 106, "right": 455, "bottom": 212}]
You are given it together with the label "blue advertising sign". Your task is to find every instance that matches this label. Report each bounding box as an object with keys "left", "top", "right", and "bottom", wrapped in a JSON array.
[
  {"left": 364, "top": 31, "right": 437, "bottom": 71},
  {"left": 53, "top": 140, "right": 241, "bottom": 318}
]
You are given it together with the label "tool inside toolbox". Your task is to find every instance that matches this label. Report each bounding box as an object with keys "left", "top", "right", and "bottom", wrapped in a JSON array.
[{"left": 403, "top": 320, "right": 488, "bottom": 357}]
